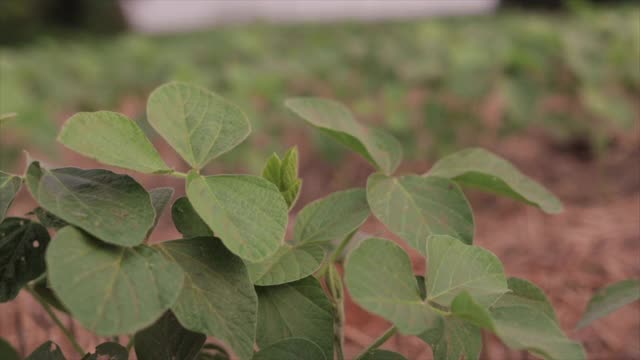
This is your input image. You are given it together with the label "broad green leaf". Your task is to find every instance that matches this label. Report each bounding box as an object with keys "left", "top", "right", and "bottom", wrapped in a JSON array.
[
  {"left": 256, "top": 276, "right": 334, "bottom": 359},
  {"left": 246, "top": 243, "right": 325, "bottom": 286},
  {"left": 367, "top": 174, "right": 474, "bottom": 252},
  {"left": 360, "top": 350, "right": 408, "bottom": 360},
  {"left": 427, "top": 148, "right": 563, "bottom": 214},
  {"left": 0, "top": 338, "right": 20, "bottom": 360},
  {"left": 26, "top": 341, "right": 65, "bottom": 360},
  {"left": 147, "top": 82, "right": 250, "bottom": 169},
  {"left": 262, "top": 147, "right": 302, "bottom": 209},
  {"left": 33, "top": 208, "right": 67, "bottom": 229},
  {"left": 58, "top": 111, "right": 171, "bottom": 174},
  {"left": 293, "top": 188, "right": 369, "bottom": 244},
  {"left": 135, "top": 311, "right": 206, "bottom": 360},
  {"left": 0, "top": 172, "right": 21, "bottom": 221},
  {"left": 149, "top": 187, "right": 174, "bottom": 232},
  {"left": 285, "top": 98, "right": 402, "bottom": 175},
  {"left": 157, "top": 237, "right": 257, "bottom": 360},
  {"left": 25, "top": 162, "right": 155, "bottom": 247},
  {"left": 0, "top": 218, "right": 50, "bottom": 302},
  {"left": 426, "top": 235, "right": 508, "bottom": 308},
  {"left": 345, "top": 238, "right": 438, "bottom": 335},
  {"left": 576, "top": 279, "right": 640, "bottom": 329},
  {"left": 47, "top": 227, "right": 184, "bottom": 336},
  {"left": 82, "top": 343, "right": 128, "bottom": 360},
  {"left": 418, "top": 315, "right": 481, "bottom": 360},
  {"left": 171, "top": 197, "right": 213, "bottom": 238},
  {"left": 186, "top": 173, "right": 287, "bottom": 262},
  {"left": 253, "top": 338, "right": 326, "bottom": 360}
]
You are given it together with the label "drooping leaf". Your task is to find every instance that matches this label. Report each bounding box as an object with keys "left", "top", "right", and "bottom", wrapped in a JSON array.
[
  {"left": 427, "top": 148, "right": 563, "bottom": 214},
  {"left": 256, "top": 276, "right": 334, "bottom": 359},
  {"left": 81, "top": 342, "right": 128, "bottom": 360},
  {"left": 171, "top": 197, "right": 213, "bottom": 238},
  {"left": 367, "top": 174, "right": 474, "bottom": 252},
  {"left": 25, "top": 162, "right": 155, "bottom": 247},
  {"left": 0, "top": 338, "right": 20, "bottom": 360},
  {"left": 186, "top": 173, "right": 287, "bottom": 262},
  {"left": 26, "top": 341, "right": 65, "bottom": 360},
  {"left": 148, "top": 187, "right": 174, "bottom": 233},
  {"left": 147, "top": 82, "right": 251, "bottom": 169},
  {"left": 46, "top": 227, "right": 184, "bottom": 336},
  {"left": 135, "top": 311, "right": 206, "bottom": 360},
  {"left": 157, "top": 237, "right": 257, "bottom": 360},
  {"left": 293, "top": 188, "right": 369, "bottom": 245},
  {"left": 33, "top": 208, "right": 67, "bottom": 229},
  {"left": 418, "top": 315, "right": 481, "bottom": 360},
  {"left": 426, "top": 235, "right": 508, "bottom": 308},
  {"left": 576, "top": 279, "right": 640, "bottom": 329},
  {"left": 0, "top": 172, "right": 21, "bottom": 221},
  {"left": 253, "top": 338, "right": 326, "bottom": 360},
  {"left": 360, "top": 350, "right": 408, "bottom": 360},
  {"left": 58, "top": 111, "right": 171, "bottom": 174},
  {"left": 246, "top": 243, "right": 325, "bottom": 286},
  {"left": 345, "top": 237, "right": 438, "bottom": 335},
  {"left": 0, "top": 218, "right": 50, "bottom": 302},
  {"left": 285, "top": 98, "right": 402, "bottom": 175},
  {"left": 262, "top": 147, "right": 302, "bottom": 209}
]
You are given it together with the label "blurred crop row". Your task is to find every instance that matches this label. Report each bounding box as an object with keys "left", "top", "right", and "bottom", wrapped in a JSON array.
[{"left": 1, "top": 5, "right": 638, "bottom": 171}]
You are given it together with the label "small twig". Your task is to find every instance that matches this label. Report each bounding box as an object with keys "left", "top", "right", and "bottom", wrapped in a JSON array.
[{"left": 353, "top": 326, "right": 397, "bottom": 360}]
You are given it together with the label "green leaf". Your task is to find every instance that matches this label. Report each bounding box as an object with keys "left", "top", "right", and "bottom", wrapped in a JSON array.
[
  {"left": 345, "top": 238, "right": 438, "bottom": 335},
  {"left": 82, "top": 343, "right": 128, "bottom": 360},
  {"left": 427, "top": 148, "right": 563, "bottom": 214},
  {"left": 149, "top": 187, "right": 174, "bottom": 233},
  {"left": 426, "top": 235, "right": 508, "bottom": 308},
  {"left": 262, "top": 147, "right": 302, "bottom": 209},
  {"left": 58, "top": 111, "right": 171, "bottom": 174},
  {"left": 253, "top": 338, "right": 326, "bottom": 360},
  {"left": 147, "top": 82, "right": 250, "bottom": 169},
  {"left": 135, "top": 311, "right": 206, "bottom": 360},
  {"left": 0, "top": 218, "right": 50, "bottom": 302},
  {"left": 285, "top": 98, "right": 402, "bottom": 175},
  {"left": 25, "top": 162, "right": 155, "bottom": 247},
  {"left": 46, "top": 227, "right": 184, "bottom": 336},
  {"left": 418, "top": 315, "right": 481, "bottom": 360},
  {"left": 0, "top": 172, "right": 21, "bottom": 221},
  {"left": 186, "top": 173, "right": 287, "bottom": 262},
  {"left": 576, "top": 279, "right": 640, "bottom": 329},
  {"left": 0, "top": 338, "right": 20, "bottom": 360},
  {"left": 171, "top": 197, "right": 213, "bottom": 238},
  {"left": 26, "top": 341, "right": 65, "bottom": 360},
  {"left": 157, "top": 237, "right": 257, "bottom": 360},
  {"left": 366, "top": 174, "right": 474, "bottom": 252},
  {"left": 293, "top": 188, "right": 369, "bottom": 245},
  {"left": 33, "top": 208, "right": 67, "bottom": 229},
  {"left": 256, "top": 276, "right": 334, "bottom": 359},
  {"left": 360, "top": 350, "right": 408, "bottom": 360},
  {"left": 246, "top": 243, "right": 325, "bottom": 286}
]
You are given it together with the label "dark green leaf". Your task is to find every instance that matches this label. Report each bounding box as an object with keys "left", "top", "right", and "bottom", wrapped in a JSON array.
[
  {"left": 256, "top": 276, "right": 334, "bottom": 359},
  {"left": 0, "top": 171, "right": 21, "bottom": 221},
  {"left": 0, "top": 217, "right": 50, "bottom": 302},
  {"left": 171, "top": 197, "right": 213, "bottom": 238},
  {"left": 576, "top": 279, "right": 640, "bottom": 329},
  {"left": 46, "top": 227, "right": 184, "bottom": 336},
  {"left": 82, "top": 342, "right": 127, "bottom": 360},
  {"left": 253, "top": 338, "right": 325, "bottom": 360},
  {"left": 135, "top": 311, "right": 206, "bottom": 360},
  {"left": 25, "top": 162, "right": 155, "bottom": 247},
  {"left": 26, "top": 341, "right": 65, "bottom": 360},
  {"left": 0, "top": 338, "right": 20, "bottom": 360},
  {"left": 157, "top": 237, "right": 257, "bottom": 360}
]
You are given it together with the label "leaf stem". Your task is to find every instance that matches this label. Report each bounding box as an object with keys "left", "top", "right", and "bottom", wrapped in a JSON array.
[
  {"left": 26, "top": 286, "right": 85, "bottom": 356},
  {"left": 354, "top": 326, "right": 397, "bottom": 360}
]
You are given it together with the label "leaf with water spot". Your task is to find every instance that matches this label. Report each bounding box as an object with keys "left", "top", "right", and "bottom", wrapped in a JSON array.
[
  {"left": 576, "top": 279, "right": 640, "bottom": 329},
  {"left": 147, "top": 82, "right": 251, "bottom": 169},
  {"left": 46, "top": 227, "right": 184, "bottom": 336},
  {"left": 253, "top": 338, "right": 326, "bottom": 360},
  {"left": 171, "top": 197, "right": 213, "bottom": 238},
  {"left": 0, "top": 172, "right": 21, "bottom": 221},
  {"left": 26, "top": 341, "right": 66, "bottom": 360},
  {"left": 81, "top": 343, "right": 128, "bottom": 360},
  {"left": 135, "top": 311, "right": 206, "bottom": 360},
  {"left": 0, "top": 217, "right": 50, "bottom": 302},
  {"left": 157, "top": 237, "right": 257, "bottom": 360},
  {"left": 25, "top": 161, "right": 155, "bottom": 246},
  {"left": 58, "top": 111, "right": 171, "bottom": 174},
  {"left": 367, "top": 173, "right": 474, "bottom": 253}
]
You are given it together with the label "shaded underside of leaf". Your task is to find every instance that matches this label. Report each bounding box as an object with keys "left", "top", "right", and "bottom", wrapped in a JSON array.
[
  {"left": 576, "top": 279, "right": 640, "bottom": 329},
  {"left": 247, "top": 243, "right": 325, "bottom": 286},
  {"left": 253, "top": 338, "right": 326, "bottom": 360},
  {"left": 135, "top": 311, "right": 206, "bottom": 360},
  {"left": 158, "top": 237, "right": 257, "bottom": 360},
  {"left": 58, "top": 111, "right": 171, "bottom": 174},
  {"left": 427, "top": 147, "right": 563, "bottom": 213},
  {"left": 0, "top": 171, "right": 21, "bottom": 221},
  {"left": 46, "top": 227, "right": 184, "bottom": 336},
  {"left": 25, "top": 162, "right": 155, "bottom": 246}
]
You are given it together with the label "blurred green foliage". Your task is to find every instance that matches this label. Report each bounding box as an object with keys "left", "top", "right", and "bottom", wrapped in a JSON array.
[{"left": 1, "top": 6, "right": 638, "bottom": 171}]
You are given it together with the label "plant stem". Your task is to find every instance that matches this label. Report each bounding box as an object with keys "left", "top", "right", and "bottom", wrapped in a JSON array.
[
  {"left": 354, "top": 326, "right": 397, "bottom": 360},
  {"left": 317, "top": 230, "right": 357, "bottom": 279},
  {"left": 26, "top": 286, "right": 84, "bottom": 356}
]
